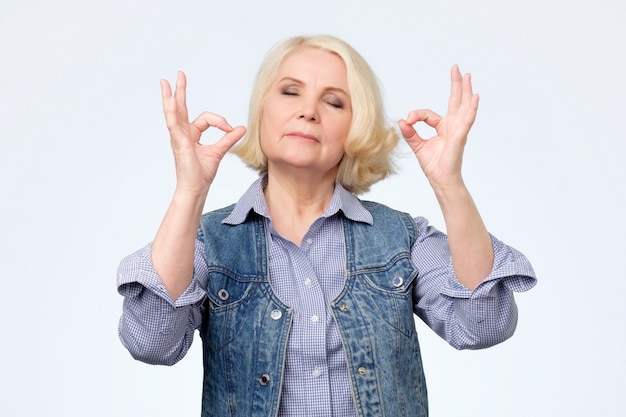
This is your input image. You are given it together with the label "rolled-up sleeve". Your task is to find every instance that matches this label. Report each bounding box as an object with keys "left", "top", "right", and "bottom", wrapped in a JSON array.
[
  {"left": 117, "top": 240, "right": 209, "bottom": 365},
  {"left": 411, "top": 217, "right": 537, "bottom": 350}
]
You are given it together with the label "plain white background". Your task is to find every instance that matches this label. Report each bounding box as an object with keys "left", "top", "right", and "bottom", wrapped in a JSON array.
[{"left": 1, "top": 0, "right": 624, "bottom": 415}]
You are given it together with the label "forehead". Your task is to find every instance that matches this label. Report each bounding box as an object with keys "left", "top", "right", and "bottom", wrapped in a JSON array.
[{"left": 276, "top": 47, "right": 348, "bottom": 87}]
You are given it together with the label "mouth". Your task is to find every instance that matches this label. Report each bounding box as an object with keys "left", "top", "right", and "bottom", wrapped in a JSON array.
[{"left": 284, "top": 132, "right": 319, "bottom": 142}]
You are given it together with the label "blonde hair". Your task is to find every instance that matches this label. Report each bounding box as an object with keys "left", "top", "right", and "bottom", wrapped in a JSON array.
[{"left": 233, "top": 34, "right": 398, "bottom": 194}]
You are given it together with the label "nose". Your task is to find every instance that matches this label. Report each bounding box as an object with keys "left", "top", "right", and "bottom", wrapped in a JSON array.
[{"left": 298, "top": 96, "right": 319, "bottom": 122}]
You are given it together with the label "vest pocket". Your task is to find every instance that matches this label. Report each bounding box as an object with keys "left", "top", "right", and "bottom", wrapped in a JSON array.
[
  {"left": 359, "top": 257, "right": 418, "bottom": 338},
  {"left": 203, "top": 271, "right": 256, "bottom": 351}
]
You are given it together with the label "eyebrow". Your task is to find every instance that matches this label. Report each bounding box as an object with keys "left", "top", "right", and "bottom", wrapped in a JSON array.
[{"left": 278, "top": 77, "right": 349, "bottom": 97}]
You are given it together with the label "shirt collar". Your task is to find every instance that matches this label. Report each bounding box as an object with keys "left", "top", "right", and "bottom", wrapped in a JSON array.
[{"left": 222, "top": 175, "right": 373, "bottom": 225}]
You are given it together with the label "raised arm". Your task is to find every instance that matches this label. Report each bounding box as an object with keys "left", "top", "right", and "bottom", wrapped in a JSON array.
[
  {"left": 153, "top": 71, "right": 246, "bottom": 300},
  {"left": 399, "top": 65, "right": 491, "bottom": 291}
]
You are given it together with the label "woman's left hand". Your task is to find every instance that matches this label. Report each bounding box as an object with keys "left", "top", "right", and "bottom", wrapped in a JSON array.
[{"left": 399, "top": 65, "right": 479, "bottom": 187}]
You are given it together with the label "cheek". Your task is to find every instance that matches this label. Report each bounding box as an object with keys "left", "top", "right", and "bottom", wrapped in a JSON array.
[
  {"left": 336, "top": 119, "right": 352, "bottom": 145},
  {"left": 259, "top": 107, "right": 282, "bottom": 138},
  {"left": 258, "top": 119, "right": 280, "bottom": 158}
]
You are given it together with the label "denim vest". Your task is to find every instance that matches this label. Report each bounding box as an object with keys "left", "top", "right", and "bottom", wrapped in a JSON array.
[{"left": 198, "top": 201, "right": 428, "bottom": 417}]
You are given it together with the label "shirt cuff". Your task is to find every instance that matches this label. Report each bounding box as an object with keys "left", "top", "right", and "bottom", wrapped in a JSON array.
[
  {"left": 439, "top": 234, "right": 537, "bottom": 299},
  {"left": 117, "top": 242, "right": 208, "bottom": 308}
]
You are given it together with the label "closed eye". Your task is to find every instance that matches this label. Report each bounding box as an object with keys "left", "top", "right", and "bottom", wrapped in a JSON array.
[
  {"left": 281, "top": 87, "right": 298, "bottom": 96},
  {"left": 326, "top": 100, "right": 344, "bottom": 109},
  {"left": 325, "top": 95, "right": 344, "bottom": 109}
]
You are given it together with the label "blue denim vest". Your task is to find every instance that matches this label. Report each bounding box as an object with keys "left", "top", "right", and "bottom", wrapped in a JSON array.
[{"left": 198, "top": 201, "right": 428, "bottom": 417}]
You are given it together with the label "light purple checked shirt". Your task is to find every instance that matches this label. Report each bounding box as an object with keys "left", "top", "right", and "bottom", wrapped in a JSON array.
[{"left": 118, "top": 177, "right": 537, "bottom": 417}]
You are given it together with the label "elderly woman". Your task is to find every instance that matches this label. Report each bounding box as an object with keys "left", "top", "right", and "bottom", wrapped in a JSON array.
[{"left": 117, "top": 35, "right": 536, "bottom": 417}]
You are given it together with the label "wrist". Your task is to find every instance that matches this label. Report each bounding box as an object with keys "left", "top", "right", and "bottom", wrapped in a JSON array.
[
  {"left": 429, "top": 177, "right": 466, "bottom": 197},
  {"left": 174, "top": 182, "right": 209, "bottom": 198},
  {"left": 172, "top": 187, "right": 208, "bottom": 211}
]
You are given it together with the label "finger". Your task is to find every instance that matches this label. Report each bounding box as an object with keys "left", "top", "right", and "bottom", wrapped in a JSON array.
[
  {"left": 398, "top": 119, "right": 422, "bottom": 141},
  {"left": 447, "top": 65, "right": 462, "bottom": 115},
  {"left": 190, "top": 112, "right": 235, "bottom": 134},
  {"left": 161, "top": 79, "right": 181, "bottom": 131},
  {"left": 466, "top": 93, "right": 480, "bottom": 124},
  {"left": 461, "top": 72, "right": 475, "bottom": 108},
  {"left": 212, "top": 125, "right": 247, "bottom": 156},
  {"left": 404, "top": 109, "right": 443, "bottom": 129},
  {"left": 160, "top": 79, "right": 172, "bottom": 115},
  {"left": 174, "top": 71, "right": 189, "bottom": 122}
]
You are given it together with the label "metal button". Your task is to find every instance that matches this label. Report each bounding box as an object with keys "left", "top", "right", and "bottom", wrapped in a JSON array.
[
  {"left": 340, "top": 304, "right": 349, "bottom": 312},
  {"left": 358, "top": 367, "right": 367, "bottom": 375},
  {"left": 270, "top": 309, "right": 282, "bottom": 320},
  {"left": 259, "top": 373, "right": 270, "bottom": 386},
  {"left": 217, "top": 289, "right": 229, "bottom": 300},
  {"left": 392, "top": 276, "right": 403, "bottom": 287}
]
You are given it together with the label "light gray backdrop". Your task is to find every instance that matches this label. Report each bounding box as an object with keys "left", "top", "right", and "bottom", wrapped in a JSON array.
[{"left": 1, "top": 0, "right": 624, "bottom": 416}]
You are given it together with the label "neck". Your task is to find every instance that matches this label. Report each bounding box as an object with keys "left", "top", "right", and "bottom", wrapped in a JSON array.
[{"left": 263, "top": 166, "right": 337, "bottom": 245}]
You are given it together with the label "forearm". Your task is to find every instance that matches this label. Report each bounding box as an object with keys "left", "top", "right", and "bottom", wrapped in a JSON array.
[
  {"left": 432, "top": 181, "right": 493, "bottom": 290},
  {"left": 152, "top": 188, "right": 208, "bottom": 301}
]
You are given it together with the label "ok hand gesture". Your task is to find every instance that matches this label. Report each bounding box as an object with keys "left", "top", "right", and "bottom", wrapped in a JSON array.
[
  {"left": 161, "top": 71, "right": 247, "bottom": 195},
  {"left": 399, "top": 65, "right": 479, "bottom": 188}
]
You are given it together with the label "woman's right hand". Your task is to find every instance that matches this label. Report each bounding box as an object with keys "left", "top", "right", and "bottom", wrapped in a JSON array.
[{"left": 161, "top": 71, "right": 247, "bottom": 195}]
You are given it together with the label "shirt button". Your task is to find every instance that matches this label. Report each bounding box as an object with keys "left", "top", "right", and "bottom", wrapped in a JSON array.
[
  {"left": 304, "top": 278, "right": 312, "bottom": 287},
  {"left": 312, "top": 367, "right": 321, "bottom": 378},
  {"left": 310, "top": 315, "right": 319, "bottom": 323},
  {"left": 306, "top": 238, "right": 313, "bottom": 245},
  {"left": 270, "top": 309, "right": 282, "bottom": 320}
]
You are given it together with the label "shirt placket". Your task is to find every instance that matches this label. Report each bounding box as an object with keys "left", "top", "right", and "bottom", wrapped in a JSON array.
[{"left": 297, "top": 231, "right": 333, "bottom": 416}]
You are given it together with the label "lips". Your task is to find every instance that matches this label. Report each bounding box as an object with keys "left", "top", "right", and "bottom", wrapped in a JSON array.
[{"left": 285, "top": 132, "right": 319, "bottom": 142}]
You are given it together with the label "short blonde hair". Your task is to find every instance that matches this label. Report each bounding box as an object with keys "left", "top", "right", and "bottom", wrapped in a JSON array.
[{"left": 233, "top": 34, "right": 398, "bottom": 194}]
